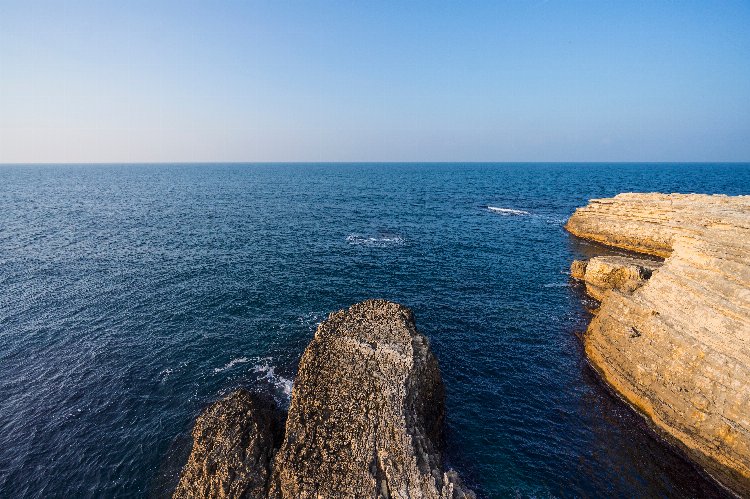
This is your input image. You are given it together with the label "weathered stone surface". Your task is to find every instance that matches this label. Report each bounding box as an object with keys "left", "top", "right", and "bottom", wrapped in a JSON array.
[
  {"left": 570, "top": 255, "right": 662, "bottom": 301},
  {"left": 175, "top": 301, "right": 473, "bottom": 499},
  {"left": 570, "top": 259, "right": 588, "bottom": 280},
  {"left": 566, "top": 193, "right": 750, "bottom": 495},
  {"left": 174, "top": 390, "right": 283, "bottom": 499},
  {"left": 270, "top": 299, "right": 474, "bottom": 499}
]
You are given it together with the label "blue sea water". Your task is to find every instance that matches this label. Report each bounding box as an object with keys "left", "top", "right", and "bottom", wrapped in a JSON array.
[{"left": 0, "top": 163, "right": 748, "bottom": 498}]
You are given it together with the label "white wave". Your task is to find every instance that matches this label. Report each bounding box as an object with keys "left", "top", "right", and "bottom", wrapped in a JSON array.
[
  {"left": 253, "top": 360, "right": 294, "bottom": 403},
  {"left": 543, "top": 282, "right": 570, "bottom": 288},
  {"left": 346, "top": 234, "right": 405, "bottom": 247},
  {"left": 213, "top": 356, "right": 250, "bottom": 373},
  {"left": 487, "top": 206, "right": 530, "bottom": 216}
]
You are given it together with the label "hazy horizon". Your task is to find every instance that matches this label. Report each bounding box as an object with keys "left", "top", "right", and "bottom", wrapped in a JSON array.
[
  {"left": 2, "top": 161, "right": 750, "bottom": 166},
  {"left": 1, "top": 1, "right": 749, "bottom": 163}
]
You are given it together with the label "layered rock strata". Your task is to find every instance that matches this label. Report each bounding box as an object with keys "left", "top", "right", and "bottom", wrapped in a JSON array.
[
  {"left": 175, "top": 300, "right": 474, "bottom": 499},
  {"left": 566, "top": 193, "right": 750, "bottom": 495},
  {"left": 570, "top": 256, "right": 662, "bottom": 302}
]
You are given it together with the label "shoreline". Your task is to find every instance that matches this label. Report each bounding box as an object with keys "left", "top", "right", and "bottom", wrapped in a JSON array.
[{"left": 566, "top": 193, "right": 750, "bottom": 496}]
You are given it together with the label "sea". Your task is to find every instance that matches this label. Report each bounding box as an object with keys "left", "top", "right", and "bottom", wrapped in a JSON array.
[{"left": 1, "top": 163, "right": 748, "bottom": 498}]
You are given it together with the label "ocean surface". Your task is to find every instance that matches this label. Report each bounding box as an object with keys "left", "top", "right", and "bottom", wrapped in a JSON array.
[{"left": 1, "top": 163, "right": 748, "bottom": 498}]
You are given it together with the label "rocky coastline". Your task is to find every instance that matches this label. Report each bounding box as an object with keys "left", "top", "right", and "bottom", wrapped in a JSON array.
[
  {"left": 174, "top": 300, "right": 474, "bottom": 499},
  {"left": 566, "top": 193, "right": 750, "bottom": 496},
  {"left": 171, "top": 192, "right": 749, "bottom": 497}
]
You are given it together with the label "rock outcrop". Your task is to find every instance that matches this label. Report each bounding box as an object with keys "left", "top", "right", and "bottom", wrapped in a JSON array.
[
  {"left": 270, "top": 300, "right": 473, "bottom": 499},
  {"left": 566, "top": 193, "right": 750, "bottom": 495},
  {"left": 174, "top": 390, "right": 284, "bottom": 498},
  {"left": 175, "top": 300, "right": 474, "bottom": 499},
  {"left": 570, "top": 256, "right": 662, "bottom": 302}
]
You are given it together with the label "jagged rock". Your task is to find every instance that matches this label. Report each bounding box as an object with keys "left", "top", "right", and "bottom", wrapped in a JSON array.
[
  {"left": 570, "top": 255, "right": 662, "bottom": 301},
  {"left": 173, "top": 390, "right": 283, "bottom": 499},
  {"left": 270, "top": 299, "right": 475, "bottom": 499},
  {"left": 174, "top": 301, "right": 474, "bottom": 499},
  {"left": 566, "top": 193, "right": 750, "bottom": 495}
]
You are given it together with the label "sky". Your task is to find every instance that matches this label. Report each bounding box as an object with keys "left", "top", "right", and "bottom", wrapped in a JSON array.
[{"left": 1, "top": 1, "right": 749, "bottom": 163}]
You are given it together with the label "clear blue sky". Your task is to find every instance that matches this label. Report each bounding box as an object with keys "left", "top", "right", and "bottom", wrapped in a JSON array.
[{"left": 1, "top": 0, "right": 748, "bottom": 162}]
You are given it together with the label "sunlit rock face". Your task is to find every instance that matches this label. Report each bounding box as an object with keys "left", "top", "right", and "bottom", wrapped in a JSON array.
[
  {"left": 567, "top": 193, "right": 750, "bottom": 495},
  {"left": 570, "top": 255, "right": 662, "bottom": 302}
]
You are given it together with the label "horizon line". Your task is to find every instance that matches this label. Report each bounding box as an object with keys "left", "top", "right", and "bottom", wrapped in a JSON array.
[{"left": 2, "top": 161, "right": 750, "bottom": 166}]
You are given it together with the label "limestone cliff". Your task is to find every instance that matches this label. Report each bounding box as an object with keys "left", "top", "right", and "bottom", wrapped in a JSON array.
[
  {"left": 175, "top": 300, "right": 474, "bottom": 499},
  {"left": 566, "top": 193, "right": 750, "bottom": 495}
]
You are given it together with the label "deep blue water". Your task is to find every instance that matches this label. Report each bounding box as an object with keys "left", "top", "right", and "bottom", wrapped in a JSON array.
[{"left": 1, "top": 163, "right": 748, "bottom": 498}]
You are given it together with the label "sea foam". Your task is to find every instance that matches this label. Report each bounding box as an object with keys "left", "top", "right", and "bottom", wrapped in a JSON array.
[
  {"left": 487, "top": 206, "right": 530, "bottom": 216},
  {"left": 346, "top": 234, "right": 405, "bottom": 247},
  {"left": 253, "top": 360, "right": 294, "bottom": 405},
  {"left": 213, "top": 357, "right": 250, "bottom": 373}
]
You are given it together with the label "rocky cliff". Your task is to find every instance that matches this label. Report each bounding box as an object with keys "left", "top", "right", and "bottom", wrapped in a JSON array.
[
  {"left": 566, "top": 193, "right": 750, "bottom": 495},
  {"left": 175, "top": 300, "right": 474, "bottom": 499}
]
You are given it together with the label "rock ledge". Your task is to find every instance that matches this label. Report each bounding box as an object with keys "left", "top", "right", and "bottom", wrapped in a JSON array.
[{"left": 570, "top": 255, "right": 662, "bottom": 302}]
